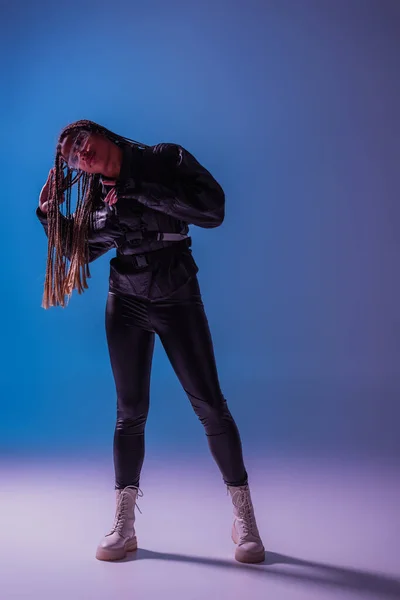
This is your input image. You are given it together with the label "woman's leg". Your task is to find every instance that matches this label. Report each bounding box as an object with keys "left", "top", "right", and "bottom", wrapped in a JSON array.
[
  {"left": 105, "top": 291, "right": 155, "bottom": 489},
  {"left": 150, "top": 277, "right": 248, "bottom": 486}
]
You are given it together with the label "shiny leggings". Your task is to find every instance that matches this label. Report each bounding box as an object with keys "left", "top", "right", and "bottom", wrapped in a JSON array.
[{"left": 105, "top": 275, "right": 248, "bottom": 489}]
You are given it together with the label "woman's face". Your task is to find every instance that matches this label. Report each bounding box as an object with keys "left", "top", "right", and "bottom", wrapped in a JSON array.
[{"left": 60, "top": 130, "right": 112, "bottom": 175}]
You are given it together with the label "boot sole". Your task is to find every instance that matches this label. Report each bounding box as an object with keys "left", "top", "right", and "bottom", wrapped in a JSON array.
[
  {"left": 231, "top": 534, "right": 265, "bottom": 564},
  {"left": 96, "top": 537, "right": 138, "bottom": 561}
]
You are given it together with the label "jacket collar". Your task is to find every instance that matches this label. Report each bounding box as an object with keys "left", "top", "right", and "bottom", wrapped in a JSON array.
[
  {"left": 116, "top": 143, "right": 133, "bottom": 187},
  {"left": 98, "top": 143, "right": 133, "bottom": 189}
]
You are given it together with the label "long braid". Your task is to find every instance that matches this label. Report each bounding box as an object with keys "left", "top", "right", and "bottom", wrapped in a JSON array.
[{"left": 42, "top": 119, "right": 148, "bottom": 309}]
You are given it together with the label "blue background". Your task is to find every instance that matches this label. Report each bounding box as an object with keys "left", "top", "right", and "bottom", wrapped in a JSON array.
[{"left": 1, "top": 0, "right": 399, "bottom": 465}]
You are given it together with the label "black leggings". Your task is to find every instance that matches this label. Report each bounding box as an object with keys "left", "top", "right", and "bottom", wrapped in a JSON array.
[{"left": 105, "top": 274, "right": 248, "bottom": 489}]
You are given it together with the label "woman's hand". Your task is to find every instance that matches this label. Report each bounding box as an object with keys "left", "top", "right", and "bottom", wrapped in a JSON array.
[
  {"left": 102, "top": 179, "right": 118, "bottom": 206},
  {"left": 38, "top": 168, "right": 65, "bottom": 213}
]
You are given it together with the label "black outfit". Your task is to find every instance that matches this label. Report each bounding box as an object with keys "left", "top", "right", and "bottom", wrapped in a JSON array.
[{"left": 36, "top": 142, "right": 248, "bottom": 488}]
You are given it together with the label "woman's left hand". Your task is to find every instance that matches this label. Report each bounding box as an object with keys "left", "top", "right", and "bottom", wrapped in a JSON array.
[{"left": 102, "top": 179, "right": 118, "bottom": 206}]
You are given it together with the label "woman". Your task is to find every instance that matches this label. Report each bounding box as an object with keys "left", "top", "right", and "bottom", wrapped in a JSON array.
[{"left": 36, "top": 119, "right": 265, "bottom": 563}]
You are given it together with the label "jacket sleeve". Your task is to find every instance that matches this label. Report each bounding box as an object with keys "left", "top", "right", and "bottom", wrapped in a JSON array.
[
  {"left": 117, "top": 144, "right": 225, "bottom": 228},
  {"left": 35, "top": 205, "right": 123, "bottom": 263}
]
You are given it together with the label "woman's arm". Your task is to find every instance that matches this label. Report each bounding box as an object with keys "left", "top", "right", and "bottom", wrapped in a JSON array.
[
  {"left": 36, "top": 168, "right": 124, "bottom": 262},
  {"left": 117, "top": 143, "right": 225, "bottom": 228},
  {"left": 36, "top": 204, "right": 123, "bottom": 263}
]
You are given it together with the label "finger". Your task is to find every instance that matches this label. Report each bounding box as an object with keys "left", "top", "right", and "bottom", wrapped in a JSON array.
[
  {"left": 105, "top": 189, "right": 118, "bottom": 205},
  {"left": 104, "top": 189, "right": 113, "bottom": 204}
]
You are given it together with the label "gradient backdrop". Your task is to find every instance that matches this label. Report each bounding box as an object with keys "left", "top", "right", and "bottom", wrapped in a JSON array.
[{"left": 1, "top": 0, "right": 399, "bottom": 470}]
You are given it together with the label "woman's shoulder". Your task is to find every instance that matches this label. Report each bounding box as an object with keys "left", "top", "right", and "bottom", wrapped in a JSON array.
[{"left": 144, "top": 143, "right": 184, "bottom": 169}]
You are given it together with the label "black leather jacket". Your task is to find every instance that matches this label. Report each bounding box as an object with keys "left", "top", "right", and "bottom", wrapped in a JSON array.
[{"left": 36, "top": 142, "right": 225, "bottom": 300}]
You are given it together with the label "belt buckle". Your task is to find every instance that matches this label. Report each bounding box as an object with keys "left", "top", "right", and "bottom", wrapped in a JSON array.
[{"left": 134, "top": 254, "right": 148, "bottom": 269}]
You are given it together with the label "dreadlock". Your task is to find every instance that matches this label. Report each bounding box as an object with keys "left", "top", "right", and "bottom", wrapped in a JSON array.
[{"left": 42, "top": 119, "right": 149, "bottom": 309}]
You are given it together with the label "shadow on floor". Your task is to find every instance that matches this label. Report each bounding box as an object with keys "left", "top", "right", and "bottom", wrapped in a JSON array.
[{"left": 118, "top": 548, "right": 400, "bottom": 599}]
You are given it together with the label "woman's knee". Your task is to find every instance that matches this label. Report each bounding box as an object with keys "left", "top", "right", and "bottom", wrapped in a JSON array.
[
  {"left": 115, "top": 404, "right": 148, "bottom": 434},
  {"left": 190, "top": 396, "right": 234, "bottom": 435}
]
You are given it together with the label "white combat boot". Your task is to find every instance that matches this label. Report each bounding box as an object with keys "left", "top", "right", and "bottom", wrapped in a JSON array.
[
  {"left": 96, "top": 485, "right": 143, "bottom": 561},
  {"left": 227, "top": 484, "right": 265, "bottom": 563}
]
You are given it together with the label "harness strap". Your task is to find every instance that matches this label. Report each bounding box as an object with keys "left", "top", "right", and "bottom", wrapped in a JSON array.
[
  {"left": 116, "top": 237, "right": 192, "bottom": 268},
  {"left": 115, "top": 230, "right": 188, "bottom": 249}
]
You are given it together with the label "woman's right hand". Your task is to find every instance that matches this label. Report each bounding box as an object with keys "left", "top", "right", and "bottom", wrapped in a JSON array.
[{"left": 38, "top": 168, "right": 65, "bottom": 213}]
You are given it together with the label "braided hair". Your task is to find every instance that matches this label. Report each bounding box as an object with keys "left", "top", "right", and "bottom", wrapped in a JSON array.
[{"left": 42, "top": 119, "right": 149, "bottom": 309}]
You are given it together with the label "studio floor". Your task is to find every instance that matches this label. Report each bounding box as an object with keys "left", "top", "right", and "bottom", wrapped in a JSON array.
[{"left": 0, "top": 454, "right": 399, "bottom": 600}]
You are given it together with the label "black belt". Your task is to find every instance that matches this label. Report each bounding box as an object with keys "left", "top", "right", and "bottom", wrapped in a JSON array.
[
  {"left": 115, "top": 230, "right": 188, "bottom": 249},
  {"left": 116, "top": 237, "right": 192, "bottom": 269}
]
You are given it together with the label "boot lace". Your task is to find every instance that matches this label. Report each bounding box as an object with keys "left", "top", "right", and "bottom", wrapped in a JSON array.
[
  {"left": 227, "top": 485, "right": 256, "bottom": 537},
  {"left": 109, "top": 486, "right": 143, "bottom": 536}
]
